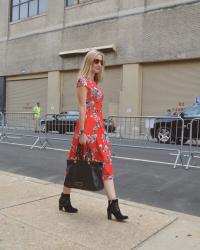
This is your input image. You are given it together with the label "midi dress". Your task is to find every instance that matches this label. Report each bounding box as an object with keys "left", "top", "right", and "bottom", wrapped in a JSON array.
[{"left": 67, "top": 77, "right": 114, "bottom": 180}]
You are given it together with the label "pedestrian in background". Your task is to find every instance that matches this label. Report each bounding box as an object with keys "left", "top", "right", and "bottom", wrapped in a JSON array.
[
  {"left": 166, "top": 109, "right": 171, "bottom": 115},
  {"left": 59, "top": 50, "right": 128, "bottom": 222},
  {"left": 33, "top": 102, "right": 41, "bottom": 133}
]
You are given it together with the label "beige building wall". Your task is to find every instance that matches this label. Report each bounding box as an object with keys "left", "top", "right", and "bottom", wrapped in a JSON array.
[
  {"left": 101, "top": 66, "right": 123, "bottom": 117},
  {"left": 1, "top": 0, "right": 200, "bottom": 116},
  {"left": 120, "top": 64, "right": 142, "bottom": 117},
  {"left": 62, "top": 71, "right": 79, "bottom": 112},
  {"left": 47, "top": 71, "right": 61, "bottom": 114},
  {"left": 1, "top": 0, "right": 200, "bottom": 76},
  {"left": 0, "top": 0, "right": 9, "bottom": 41},
  {"left": 8, "top": 0, "right": 65, "bottom": 39}
]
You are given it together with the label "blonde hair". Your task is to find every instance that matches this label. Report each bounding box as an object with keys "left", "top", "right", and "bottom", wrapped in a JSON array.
[{"left": 78, "top": 50, "right": 105, "bottom": 84}]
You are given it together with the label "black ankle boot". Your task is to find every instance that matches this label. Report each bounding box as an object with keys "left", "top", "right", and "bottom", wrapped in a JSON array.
[
  {"left": 59, "top": 193, "right": 78, "bottom": 213},
  {"left": 107, "top": 199, "right": 128, "bottom": 222}
]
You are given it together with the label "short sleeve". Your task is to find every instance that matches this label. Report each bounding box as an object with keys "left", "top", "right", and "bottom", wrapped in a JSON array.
[
  {"left": 77, "top": 77, "right": 94, "bottom": 90},
  {"left": 77, "top": 77, "right": 89, "bottom": 88}
]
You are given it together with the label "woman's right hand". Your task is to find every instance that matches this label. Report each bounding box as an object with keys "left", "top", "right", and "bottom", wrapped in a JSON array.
[{"left": 79, "top": 133, "right": 88, "bottom": 145}]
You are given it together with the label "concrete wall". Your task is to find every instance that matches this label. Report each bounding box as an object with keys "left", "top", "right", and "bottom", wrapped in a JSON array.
[
  {"left": 120, "top": 64, "right": 142, "bottom": 117},
  {"left": 0, "top": 0, "right": 9, "bottom": 41},
  {"left": 1, "top": 0, "right": 200, "bottom": 116},
  {"left": 0, "top": 0, "right": 199, "bottom": 76},
  {"left": 47, "top": 71, "right": 61, "bottom": 114}
]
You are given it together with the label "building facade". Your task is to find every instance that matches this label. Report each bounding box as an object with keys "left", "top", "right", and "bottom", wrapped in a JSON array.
[{"left": 0, "top": 0, "right": 200, "bottom": 117}]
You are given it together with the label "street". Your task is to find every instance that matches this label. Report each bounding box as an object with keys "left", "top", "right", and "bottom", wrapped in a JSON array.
[{"left": 0, "top": 137, "right": 200, "bottom": 217}]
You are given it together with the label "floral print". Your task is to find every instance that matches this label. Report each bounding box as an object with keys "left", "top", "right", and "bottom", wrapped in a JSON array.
[{"left": 67, "top": 77, "right": 114, "bottom": 180}]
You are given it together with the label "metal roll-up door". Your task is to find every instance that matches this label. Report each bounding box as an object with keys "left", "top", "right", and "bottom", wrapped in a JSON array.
[
  {"left": 62, "top": 67, "right": 122, "bottom": 116},
  {"left": 6, "top": 77, "right": 48, "bottom": 117},
  {"left": 142, "top": 61, "right": 200, "bottom": 116}
]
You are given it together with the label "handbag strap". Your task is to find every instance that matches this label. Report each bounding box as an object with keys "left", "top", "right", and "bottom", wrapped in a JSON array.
[{"left": 76, "top": 143, "right": 92, "bottom": 160}]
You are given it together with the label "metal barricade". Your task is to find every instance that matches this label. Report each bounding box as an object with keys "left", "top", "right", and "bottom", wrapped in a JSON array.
[
  {"left": 2, "top": 112, "right": 43, "bottom": 148},
  {"left": 107, "top": 115, "right": 186, "bottom": 168},
  {"left": 2, "top": 112, "right": 197, "bottom": 170},
  {"left": 37, "top": 113, "right": 79, "bottom": 149},
  {"left": 186, "top": 118, "right": 200, "bottom": 169},
  {"left": 43, "top": 113, "right": 77, "bottom": 134},
  {"left": 0, "top": 112, "right": 79, "bottom": 149},
  {"left": 0, "top": 112, "right": 4, "bottom": 141},
  {"left": 4, "top": 112, "right": 35, "bottom": 131}
]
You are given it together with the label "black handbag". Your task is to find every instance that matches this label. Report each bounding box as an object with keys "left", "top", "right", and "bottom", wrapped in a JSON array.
[{"left": 64, "top": 143, "right": 104, "bottom": 191}]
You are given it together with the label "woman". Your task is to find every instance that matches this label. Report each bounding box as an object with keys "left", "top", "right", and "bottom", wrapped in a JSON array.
[{"left": 59, "top": 50, "right": 128, "bottom": 222}]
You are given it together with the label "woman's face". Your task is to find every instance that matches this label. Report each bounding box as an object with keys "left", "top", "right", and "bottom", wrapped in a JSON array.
[{"left": 92, "top": 54, "right": 103, "bottom": 75}]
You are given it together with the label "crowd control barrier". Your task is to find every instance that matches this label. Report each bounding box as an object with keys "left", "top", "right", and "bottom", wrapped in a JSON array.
[
  {"left": 107, "top": 115, "right": 187, "bottom": 168},
  {"left": 186, "top": 118, "right": 200, "bottom": 169},
  {"left": 1, "top": 112, "right": 200, "bottom": 170},
  {"left": 0, "top": 112, "right": 4, "bottom": 141}
]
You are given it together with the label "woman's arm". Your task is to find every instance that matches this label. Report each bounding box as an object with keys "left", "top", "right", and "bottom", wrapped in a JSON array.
[{"left": 77, "top": 86, "right": 88, "bottom": 144}]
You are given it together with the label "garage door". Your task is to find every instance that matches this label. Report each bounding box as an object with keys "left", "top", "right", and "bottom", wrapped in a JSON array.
[
  {"left": 6, "top": 77, "right": 48, "bottom": 117},
  {"left": 62, "top": 66, "right": 122, "bottom": 116},
  {"left": 142, "top": 61, "right": 200, "bottom": 116}
]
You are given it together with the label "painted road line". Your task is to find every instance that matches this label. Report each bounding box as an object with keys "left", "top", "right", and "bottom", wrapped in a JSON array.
[
  {"left": 0, "top": 141, "right": 68, "bottom": 152},
  {"left": 1, "top": 141, "right": 200, "bottom": 169},
  {"left": 7, "top": 136, "right": 22, "bottom": 139}
]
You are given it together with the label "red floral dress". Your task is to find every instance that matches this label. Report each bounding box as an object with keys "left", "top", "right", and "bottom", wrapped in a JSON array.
[{"left": 67, "top": 77, "right": 114, "bottom": 180}]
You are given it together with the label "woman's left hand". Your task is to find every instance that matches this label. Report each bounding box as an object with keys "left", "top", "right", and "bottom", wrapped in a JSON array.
[{"left": 79, "top": 133, "right": 88, "bottom": 145}]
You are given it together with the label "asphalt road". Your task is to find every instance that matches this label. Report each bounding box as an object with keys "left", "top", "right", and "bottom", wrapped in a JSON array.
[{"left": 0, "top": 136, "right": 200, "bottom": 217}]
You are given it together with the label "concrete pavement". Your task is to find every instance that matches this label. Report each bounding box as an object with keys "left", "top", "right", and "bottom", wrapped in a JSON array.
[{"left": 0, "top": 170, "right": 200, "bottom": 250}]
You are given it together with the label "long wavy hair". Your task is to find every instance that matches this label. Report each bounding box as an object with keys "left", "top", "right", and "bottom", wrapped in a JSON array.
[{"left": 78, "top": 50, "right": 105, "bottom": 84}]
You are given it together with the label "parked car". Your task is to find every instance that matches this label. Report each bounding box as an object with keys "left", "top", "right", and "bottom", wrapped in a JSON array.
[
  {"left": 103, "top": 118, "right": 116, "bottom": 133},
  {"left": 150, "top": 105, "right": 200, "bottom": 144},
  {"left": 42, "top": 111, "right": 79, "bottom": 134},
  {"left": 40, "top": 114, "right": 60, "bottom": 133},
  {"left": 41, "top": 111, "right": 116, "bottom": 134}
]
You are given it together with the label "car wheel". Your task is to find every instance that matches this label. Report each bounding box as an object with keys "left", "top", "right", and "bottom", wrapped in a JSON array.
[
  {"left": 40, "top": 123, "right": 46, "bottom": 133},
  {"left": 156, "top": 127, "right": 172, "bottom": 144}
]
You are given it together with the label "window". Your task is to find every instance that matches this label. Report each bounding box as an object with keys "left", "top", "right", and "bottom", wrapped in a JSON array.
[
  {"left": 29, "top": 0, "right": 38, "bottom": 17},
  {"left": 10, "top": 0, "right": 47, "bottom": 22},
  {"left": 66, "top": 0, "right": 79, "bottom": 7},
  {"left": 183, "top": 106, "right": 200, "bottom": 117}
]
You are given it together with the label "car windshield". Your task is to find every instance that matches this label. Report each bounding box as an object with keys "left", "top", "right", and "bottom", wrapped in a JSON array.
[
  {"left": 46, "top": 114, "right": 56, "bottom": 119},
  {"left": 58, "top": 113, "right": 79, "bottom": 121},
  {"left": 183, "top": 105, "right": 200, "bottom": 117},
  {"left": 67, "top": 111, "right": 79, "bottom": 116}
]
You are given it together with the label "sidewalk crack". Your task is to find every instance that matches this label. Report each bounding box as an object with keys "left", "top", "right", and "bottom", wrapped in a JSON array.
[
  {"left": 0, "top": 194, "right": 60, "bottom": 211},
  {"left": 131, "top": 217, "right": 178, "bottom": 250}
]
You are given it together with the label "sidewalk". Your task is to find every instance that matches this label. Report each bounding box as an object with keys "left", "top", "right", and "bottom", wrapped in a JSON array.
[{"left": 0, "top": 170, "right": 200, "bottom": 250}]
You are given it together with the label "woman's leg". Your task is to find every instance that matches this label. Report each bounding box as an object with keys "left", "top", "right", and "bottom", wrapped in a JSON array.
[
  {"left": 63, "top": 186, "right": 71, "bottom": 194},
  {"left": 63, "top": 171, "right": 71, "bottom": 194},
  {"left": 103, "top": 179, "right": 116, "bottom": 200},
  {"left": 104, "top": 178, "right": 128, "bottom": 221},
  {"left": 59, "top": 172, "right": 78, "bottom": 213}
]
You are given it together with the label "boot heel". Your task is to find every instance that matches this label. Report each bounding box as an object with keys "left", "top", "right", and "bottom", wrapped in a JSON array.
[
  {"left": 107, "top": 210, "right": 112, "bottom": 220},
  {"left": 107, "top": 199, "right": 128, "bottom": 222}
]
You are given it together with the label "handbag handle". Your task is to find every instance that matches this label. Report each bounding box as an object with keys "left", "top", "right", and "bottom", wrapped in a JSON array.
[{"left": 76, "top": 143, "right": 92, "bottom": 161}]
